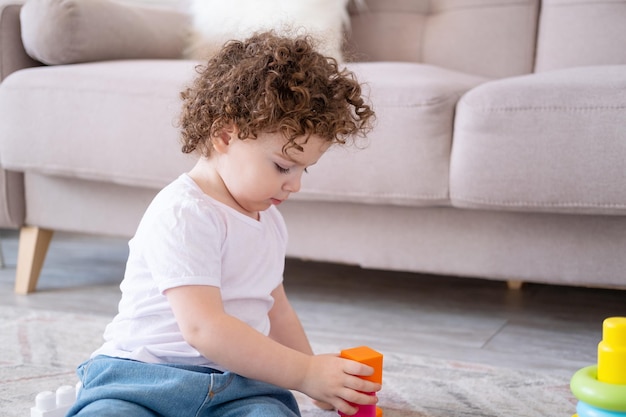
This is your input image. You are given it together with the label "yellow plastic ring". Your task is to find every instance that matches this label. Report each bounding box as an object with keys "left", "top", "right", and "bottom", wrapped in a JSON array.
[{"left": 570, "top": 366, "right": 626, "bottom": 412}]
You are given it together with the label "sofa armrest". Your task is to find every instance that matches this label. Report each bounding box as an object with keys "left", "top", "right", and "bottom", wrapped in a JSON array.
[
  {"left": 0, "top": 2, "right": 41, "bottom": 82},
  {"left": 0, "top": 2, "right": 29, "bottom": 229}
]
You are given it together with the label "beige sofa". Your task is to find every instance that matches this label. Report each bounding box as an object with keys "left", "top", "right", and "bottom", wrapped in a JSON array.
[{"left": 1, "top": 0, "right": 625, "bottom": 294}]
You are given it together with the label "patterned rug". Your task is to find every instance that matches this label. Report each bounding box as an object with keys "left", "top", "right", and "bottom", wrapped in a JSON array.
[{"left": 1, "top": 307, "right": 576, "bottom": 417}]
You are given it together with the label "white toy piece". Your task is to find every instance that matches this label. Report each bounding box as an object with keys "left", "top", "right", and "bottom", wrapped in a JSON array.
[{"left": 31, "top": 382, "right": 81, "bottom": 417}]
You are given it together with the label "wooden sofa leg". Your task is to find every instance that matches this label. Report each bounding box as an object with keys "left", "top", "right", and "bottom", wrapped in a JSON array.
[
  {"left": 14, "top": 226, "right": 54, "bottom": 294},
  {"left": 507, "top": 280, "right": 524, "bottom": 290}
]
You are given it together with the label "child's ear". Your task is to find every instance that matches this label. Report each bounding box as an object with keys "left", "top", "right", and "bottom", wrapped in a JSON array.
[{"left": 212, "top": 124, "right": 238, "bottom": 154}]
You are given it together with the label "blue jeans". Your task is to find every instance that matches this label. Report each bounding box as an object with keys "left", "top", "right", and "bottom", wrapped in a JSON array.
[{"left": 67, "top": 355, "right": 301, "bottom": 417}]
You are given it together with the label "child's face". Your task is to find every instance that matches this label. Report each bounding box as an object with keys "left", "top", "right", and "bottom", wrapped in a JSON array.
[{"left": 215, "top": 130, "right": 329, "bottom": 218}]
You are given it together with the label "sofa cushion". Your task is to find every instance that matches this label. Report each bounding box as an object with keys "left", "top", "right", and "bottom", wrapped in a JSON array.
[
  {"left": 450, "top": 65, "right": 626, "bottom": 215},
  {"left": 347, "top": 0, "right": 539, "bottom": 78},
  {"left": 295, "top": 62, "right": 486, "bottom": 207},
  {"left": 20, "top": 0, "right": 189, "bottom": 65},
  {"left": 0, "top": 60, "right": 485, "bottom": 207},
  {"left": 535, "top": 0, "right": 626, "bottom": 72},
  {"left": 0, "top": 60, "right": 198, "bottom": 188}
]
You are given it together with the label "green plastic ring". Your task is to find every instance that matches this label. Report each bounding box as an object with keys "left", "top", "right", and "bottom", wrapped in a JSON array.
[{"left": 570, "top": 365, "right": 626, "bottom": 412}]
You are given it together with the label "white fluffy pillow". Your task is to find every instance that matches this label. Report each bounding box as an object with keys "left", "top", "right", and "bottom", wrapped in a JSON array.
[{"left": 184, "top": 0, "right": 350, "bottom": 62}]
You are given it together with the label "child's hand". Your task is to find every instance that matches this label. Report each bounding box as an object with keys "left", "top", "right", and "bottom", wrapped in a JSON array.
[
  {"left": 312, "top": 399, "right": 335, "bottom": 411},
  {"left": 298, "top": 354, "right": 381, "bottom": 416}
]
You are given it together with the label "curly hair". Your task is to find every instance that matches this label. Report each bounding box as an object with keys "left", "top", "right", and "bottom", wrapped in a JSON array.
[{"left": 179, "top": 31, "right": 374, "bottom": 156}]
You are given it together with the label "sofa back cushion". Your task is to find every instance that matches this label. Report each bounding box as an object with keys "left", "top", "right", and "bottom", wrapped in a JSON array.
[
  {"left": 347, "top": 0, "right": 539, "bottom": 78},
  {"left": 20, "top": 0, "right": 189, "bottom": 65},
  {"left": 535, "top": 0, "right": 626, "bottom": 72}
]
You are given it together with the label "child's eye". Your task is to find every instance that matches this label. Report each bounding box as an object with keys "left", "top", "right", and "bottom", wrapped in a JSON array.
[{"left": 275, "top": 164, "right": 290, "bottom": 174}]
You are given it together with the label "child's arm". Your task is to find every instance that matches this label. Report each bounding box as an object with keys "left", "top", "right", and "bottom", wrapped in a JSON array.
[
  {"left": 268, "top": 284, "right": 335, "bottom": 410},
  {"left": 166, "top": 285, "right": 381, "bottom": 415},
  {"left": 267, "top": 283, "right": 313, "bottom": 353}
]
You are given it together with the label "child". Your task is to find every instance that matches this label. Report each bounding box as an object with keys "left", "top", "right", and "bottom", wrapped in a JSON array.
[{"left": 67, "top": 31, "right": 377, "bottom": 417}]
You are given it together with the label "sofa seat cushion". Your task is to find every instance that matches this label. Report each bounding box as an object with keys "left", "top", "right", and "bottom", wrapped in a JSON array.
[
  {"left": 450, "top": 65, "right": 626, "bottom": 215},
  {"left": 0, "top": 60, "right": 485, "bottom": 206},
  {"left": 295, "top": 62, "right": 486, "bottom": 207},
  {"left": 0, "top": 60, "right": 198, "bottom": 189}
]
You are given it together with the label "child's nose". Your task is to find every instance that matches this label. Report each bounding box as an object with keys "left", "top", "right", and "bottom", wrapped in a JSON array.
[{"left": 284, "top": 174, "right": 302, "bottom": 193}]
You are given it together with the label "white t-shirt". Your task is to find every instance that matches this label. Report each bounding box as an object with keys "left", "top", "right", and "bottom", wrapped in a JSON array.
[{"left": 93, "top": 174, "right": 288, "bottom": 369}]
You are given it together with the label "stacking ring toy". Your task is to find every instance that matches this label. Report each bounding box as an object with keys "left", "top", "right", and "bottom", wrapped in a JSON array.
[
  {"left": 577, "top": 401, "right": 626, "bottom": 417},
  {"left": 571, "top": 366, "right": 626, "bottom": 412}
]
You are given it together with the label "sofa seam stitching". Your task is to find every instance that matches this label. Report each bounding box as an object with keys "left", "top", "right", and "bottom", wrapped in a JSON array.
[
  {"left": 463, "top": 105, "right": 626, "bottom": 112},
  {"left": 452, "top": 196, "right": 626, "bottom": 208}
]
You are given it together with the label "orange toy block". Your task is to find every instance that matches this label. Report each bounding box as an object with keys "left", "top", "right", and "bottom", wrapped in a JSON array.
[
  {"left": 340, "top": 346, "right": 383, "bottom": 384},
  {"left": 340, "top": 346, "right": 384, "bottom": 417}
]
